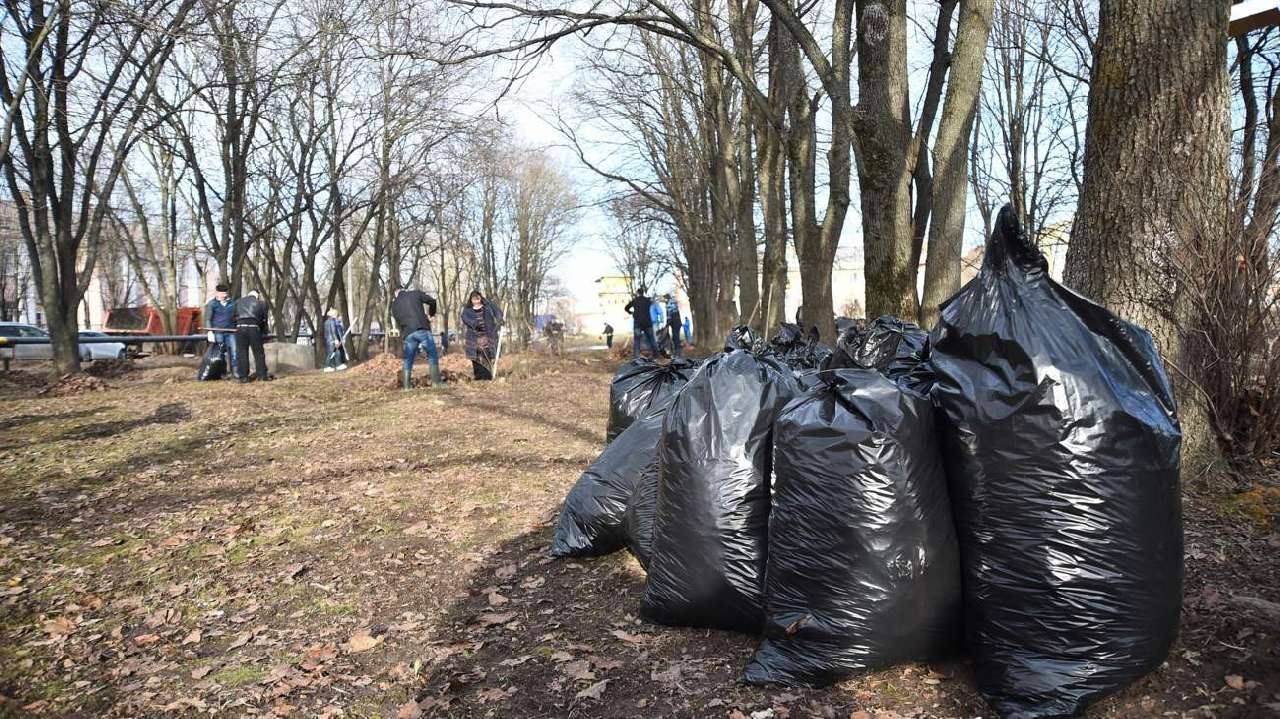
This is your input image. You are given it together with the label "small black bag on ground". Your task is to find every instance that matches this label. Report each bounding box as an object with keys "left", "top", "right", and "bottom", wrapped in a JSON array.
[
  {"left": 930, "top": 205, "right": 1183, "bottom": 719},
  {"left": 640, "top": 350, "right": 801, "bottom": 633},
  {"left": 767, "top": 323, "right": 832, "bottom": 370},
  {"left": 551, "top": 410, "right": 664, "bottom": 558},
  {"left": 826, "top": 315, "right": 927, "bottom": 381},
  {"left": 197, "top": 344, "right": 226, "bottom": 381},
  {"left": 606, "top": 358, "right": 698, "bottom": 442},
  {"left": 743, "top": 369, "right": 962, "bottom": 687}
]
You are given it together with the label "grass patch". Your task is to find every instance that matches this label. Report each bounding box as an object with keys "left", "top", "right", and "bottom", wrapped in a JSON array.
[{"left": 210, "top": 664, "right": 265, "bottom": 687}]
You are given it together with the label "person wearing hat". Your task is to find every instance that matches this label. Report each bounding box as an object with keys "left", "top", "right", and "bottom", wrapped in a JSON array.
[
  {"left": 204, "top": 282, "right": 238, "bottom": 377},
  {"left": 322, "top": 308, "right": 348, "bottom": 372}
]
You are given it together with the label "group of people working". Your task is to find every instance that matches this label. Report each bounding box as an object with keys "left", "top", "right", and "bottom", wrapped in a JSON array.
[
  {"left": 391, "top": 288, "right": 503, "bottom": 389},
  {"left": 204, "top": 284, "right": 278, "bottom": 383},
  {"left": 621, "top": 287, "right": 689, "bottom": 359},
  {"left": 205, "top": 283, "right": 500, "bottom": 386}
]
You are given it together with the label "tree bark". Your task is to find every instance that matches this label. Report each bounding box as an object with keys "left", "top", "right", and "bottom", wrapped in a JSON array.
[
  {"left": 1065, "top": 0, "right": 1230, "bottom": 474},
  {"left": 920, "top": 0, "right": 994, "bottom": 328},
  {"left": 854, "top": 0, "right": 917, "bottom": 321}
]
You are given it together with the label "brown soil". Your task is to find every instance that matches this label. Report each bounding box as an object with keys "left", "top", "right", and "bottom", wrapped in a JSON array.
[{"left": 0, "top": 355, "right": 1275, "bottom": 718}]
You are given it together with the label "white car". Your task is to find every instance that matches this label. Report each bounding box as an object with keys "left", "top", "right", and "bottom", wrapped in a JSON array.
[
  {"left": 78, "top": 330, "right": 129, "bottom": 360},
  {"left": 0, "top": 322, "right": 93, "bottom": 362}
]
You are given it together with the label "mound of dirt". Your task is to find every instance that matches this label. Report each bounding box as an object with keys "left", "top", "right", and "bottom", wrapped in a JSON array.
[
  {"left": 36, "top": 373, "right": 110, "bottom": 397},
  {"left": 84, "top": 358, "right": 137, "bottom": 379},
  {"left": 349, "top": 352, "right": 401, "bottom": 375},
  {"left": 0, "top": 369, "right": 49, "bottom": 393}
]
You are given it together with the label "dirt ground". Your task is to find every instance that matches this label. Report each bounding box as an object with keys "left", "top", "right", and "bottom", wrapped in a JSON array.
[{"left": 0, "top": 352, "right": 1277, "bottom": 718}]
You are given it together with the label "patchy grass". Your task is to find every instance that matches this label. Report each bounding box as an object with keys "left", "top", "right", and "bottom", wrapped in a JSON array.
[{"left": 0, "top": 351, "right": 1276, "bottom": 718}]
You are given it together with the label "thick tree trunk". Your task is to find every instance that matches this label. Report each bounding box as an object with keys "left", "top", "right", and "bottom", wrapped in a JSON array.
[
  {"left": 1065, "top": 0, "right": 1230, "bottom": 474},
  {"left": 855, "top": 0, "right": 917, "bottom": 321},
  {"left": 920, "top": 0, "right": 994, "bottom": 329}
]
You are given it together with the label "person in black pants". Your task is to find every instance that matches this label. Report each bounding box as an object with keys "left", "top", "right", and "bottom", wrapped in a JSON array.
[{"left": 234, "top": 290, "right": 271, "bottom": 383}]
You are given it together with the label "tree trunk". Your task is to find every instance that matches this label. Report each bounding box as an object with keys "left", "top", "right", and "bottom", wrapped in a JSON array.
[
  {"left": 855, "top": 0, "right": 917, "bottom": 321},
  {"left": 1065, "top": 0, "right": 1230, "bottom": 474},
  {"left": 920, "top": 0, "right": 994, "bottom": 329}
]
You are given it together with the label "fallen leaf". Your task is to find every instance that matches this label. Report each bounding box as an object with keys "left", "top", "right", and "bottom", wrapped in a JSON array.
[
  {"left": 396, "top": 701, "right": 423, "bottom": 719},
  {"left": 403, "top": 521, "right": 432, "bottom": 537},
  {"left": 133, "top": 633, "right": 161, "bottom": 646},
  {"left": 575, "top": 679, "right": 609, "bottom": 700},
  {"left": 651, "top": 662, "right": 682, "bottom": 684},
  {"left": 561, "top": 660, "right": 595, "bottom": 681},
  {"left": 487, "top": 591, "right": 509, "bottom": 606},
  {"left": 228, "top": 631, "right": 254, "bottom": 649},
  {"left": 1225, "top": 674, "right": 1245, "bottom": 690},
  {"left": 473, "top": 612, "right": 516, "bottom": 628},
  {"left": 190, "top": 665, "right": 213, "bottom": 680},
  {"left": 609, "top": 629, "right": 647, "bottom": 644},
  {"left": 344, "top": 631, "right": 383, "bottom": 653},
  {"left": 43, "top": 616, "right": 76, "bottom": 638},
  {"left": 181, "top": 629, "right": 202, "bottom": 645},
  {"left": 850, "top": 711, "right": 872, "bottom": 719},
  {"left": 476, "top": 687, "right": 508, "bottom": 703},
  {"left": 495, "top": 563, "right": 518, "bottom": 579},
  {"left": 284, "top": 563, "right": 308, "bottom": 580},
  {"left": 591, "top": 656, "right": 623, "bottom": 671},
  {"left": 520, "top": 576, "right": 546, "bottom": 590}
]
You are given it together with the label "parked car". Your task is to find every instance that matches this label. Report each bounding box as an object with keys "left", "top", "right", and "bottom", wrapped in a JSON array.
[
  {"left": 0, "top": 322, "right": 92, "bottom": 362},
  {"left": 77, "top": 330, "right": 129, "bottom": 360}
]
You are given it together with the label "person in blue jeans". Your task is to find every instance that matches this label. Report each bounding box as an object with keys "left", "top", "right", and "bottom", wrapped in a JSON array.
[
  {"left": 390, "top": 288, "right": 443, "bottom": 389},
  {"left": 663, "top": 293, "right": 683, "bottom": 358},
  {"left": 623, "top": 287, "right": 658, "bottom": 359},
  {"left": 204, "top": 283, "right": 238, "bottom": 378}
]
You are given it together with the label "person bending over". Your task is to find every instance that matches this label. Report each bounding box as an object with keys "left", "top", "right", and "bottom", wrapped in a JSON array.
[{"left": 392, "top": 288, "right": 443, "bottom": 389}]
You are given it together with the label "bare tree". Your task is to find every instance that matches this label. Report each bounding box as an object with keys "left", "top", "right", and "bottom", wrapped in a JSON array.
[
  {"left": 0, "top": 0, "right": 197, "bottom": 372},
  {"left": 604, "top": 193, "right": 672, "bottom": 295}
]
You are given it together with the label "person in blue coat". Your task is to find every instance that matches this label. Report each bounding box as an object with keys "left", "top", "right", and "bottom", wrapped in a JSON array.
[{"left": 204, "top": 283, "right": 237, "bottom": 376}]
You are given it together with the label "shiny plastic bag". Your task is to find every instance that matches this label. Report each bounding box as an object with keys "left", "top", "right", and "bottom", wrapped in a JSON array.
[
  {"left": 622, "top": 451, "right": 661, "bottom": 569},
  {"left": 551, "top": 410, "right": 664, "bottom": 557},
  {"left": 767, "top": 323, "right": 833, "bottom": 370},
  {"left": 931, "top": 205, "right": 1183, "bottom": 718},
  {"left": 641, "top": 350, "right": 801, "bottom": 633},
  {"left": 743, "top": 369, "right": 962, "bottom": 687},
  {"left": 826, "top": 315, "right": 927, "bottom": 381},
  {"left": 606, "top": 358, "right": 698, "bottom": 442}
]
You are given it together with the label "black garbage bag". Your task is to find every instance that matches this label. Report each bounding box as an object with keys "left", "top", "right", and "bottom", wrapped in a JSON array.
[
  {"left": 641, "top": 350, "right": 801, "bottom": 633},
  {"left": 930, "top": 205, "right": 1183, "bottom": 719},
  {"left": 622, "top": 448, "right": 662, "bottom": 569},
  {"left": 767, "top": 323, "right": 833, "bottom": 370},
  {"left": 743, "top": 369, "right": 962, "bottom": 687},
  {"left": 551, "top": 409, "right": 665, "bottom": 558},
  {"left": 826, "top": 315, "right": 927, "bottom": 381},
  {"left": 724, "top": 325, "right": 759, "bottom": 351},
  {"left": 197, "top": 344, "right": 226, "bottom": 381},
  {"left": 606, "top": 358, "right": 698, "bottom": 442}
]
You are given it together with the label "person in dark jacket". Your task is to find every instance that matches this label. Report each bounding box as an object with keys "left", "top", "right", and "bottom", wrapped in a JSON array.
[
  {"left": 623, "top": 286, "right": 658, "bottom": 359},
  {"left": 603, "top": 322, "right": 614, "bottom": 349},
  {"left": 205, "top": 283, "right": 237, "bottom": 377},
  {"left": 461, "top": 290, "right": 503, "bottom": 380},
  {"left": 391, "top": 288, "right": 442, "bottom": 389},
  {"left": 234, "top": 290, "right": 271, "bottom": 383},
  {"left": 663, "top": 293, "right": 683, "bottom": 358},
  {"left": 322, "top": 308, "right": 347, "bottom": 372}
]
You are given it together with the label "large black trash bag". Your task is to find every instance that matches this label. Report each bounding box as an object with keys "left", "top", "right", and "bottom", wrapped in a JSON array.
[
  {"left": 606, "top": 358, "right": 698, "bottom": 443},
  {"left": 724, "top": 325, "right": 759, "bottom": 351},
  {"left": 931, "top": 204, "right": 1182, "bottom": 719},
  {"left": 767, "top": 323, "right": 833, "bottom": 370},
  {"left": 622, "top": 448, "right": 662, "bottom": 569},
  {"left": 551, "top": 410, "right": 665, "bottom": 558},
  {"left": 197, "top": 344, "right": 226, "bottom": 381},
  {"left": 641, "top": 350, "right": 801, "bottom": 632},
  {"left": 826, "top": 315, "right": 927, "bottom": 381},
  {"left": 743, "top": 370, "right": 962, "bottom": 687}
]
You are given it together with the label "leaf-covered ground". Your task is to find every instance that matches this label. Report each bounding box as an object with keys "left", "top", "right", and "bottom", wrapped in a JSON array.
[{"left": 0, "top": 355, "right": 1276, "bottom": 718}]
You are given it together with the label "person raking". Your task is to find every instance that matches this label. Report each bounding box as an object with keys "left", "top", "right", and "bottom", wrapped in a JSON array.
[
  {"left": 392, "top": 288, "right": 443, "bottom": 389},
  {"left": 234, "top": 290, "right": 271, "bottom": 383},
  {"left": 461, "top": 290, "right": 503, "bottom": 381}
]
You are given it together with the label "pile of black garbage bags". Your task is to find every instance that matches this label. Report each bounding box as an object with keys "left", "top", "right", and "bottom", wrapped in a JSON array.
[{"left": 551, "top": 205, "right": 1183, "bottom": 719}]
